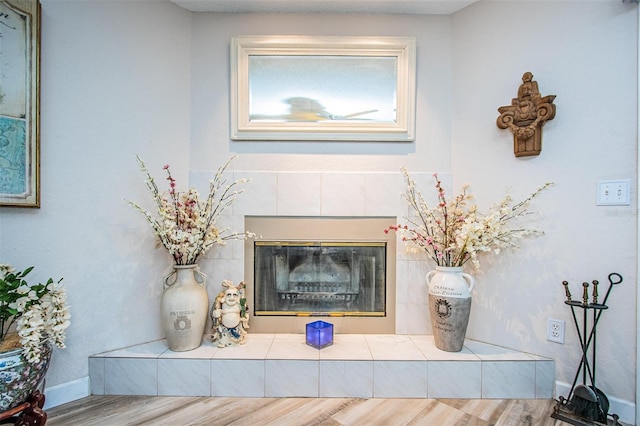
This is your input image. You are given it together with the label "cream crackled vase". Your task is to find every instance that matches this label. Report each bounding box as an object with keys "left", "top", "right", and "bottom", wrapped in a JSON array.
[{"left": 426, "top": 266, "right": 475, "bottom": 352}]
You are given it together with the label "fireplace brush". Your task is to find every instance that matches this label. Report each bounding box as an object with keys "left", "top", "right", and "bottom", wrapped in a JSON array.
[{"left": 552, "top": 273, "right": 623, "bottom": 425}]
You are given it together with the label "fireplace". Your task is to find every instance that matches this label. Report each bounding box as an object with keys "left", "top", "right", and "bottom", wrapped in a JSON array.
[
  {"left": 254, "top": 241, "right": 386, "bottom": 315},
  {"left": 244, "top": 216, "right": 396, "bottom": 333}
]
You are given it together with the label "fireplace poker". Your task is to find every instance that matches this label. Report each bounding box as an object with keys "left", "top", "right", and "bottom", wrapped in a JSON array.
[{"left": 580, "top": 282, "right": 589, "bottom": 385}]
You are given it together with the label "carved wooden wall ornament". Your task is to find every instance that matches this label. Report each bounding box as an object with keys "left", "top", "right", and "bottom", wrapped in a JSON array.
[{"left": 497, "top": 72, "right": 556, "bottom": 157}]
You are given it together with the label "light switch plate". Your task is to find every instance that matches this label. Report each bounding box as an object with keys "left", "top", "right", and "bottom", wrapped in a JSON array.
[{"left": 597, "top": 179, "right": 631, "bottom": 206}]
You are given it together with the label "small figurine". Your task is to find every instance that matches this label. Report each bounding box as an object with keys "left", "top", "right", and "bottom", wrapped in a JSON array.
[{"left": 211, "top": 280, "right": 249, "bottom": 347}]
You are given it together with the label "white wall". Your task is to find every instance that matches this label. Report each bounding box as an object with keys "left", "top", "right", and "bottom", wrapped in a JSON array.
[
  {"left": 0, "top": 0, "right": 192, "bottom": 389},
  {"left": 452, "top": 0, "right": 638, "bottom": 409},
  {"left": 0, "top": 0, "right": 636, "bottom": 415}
]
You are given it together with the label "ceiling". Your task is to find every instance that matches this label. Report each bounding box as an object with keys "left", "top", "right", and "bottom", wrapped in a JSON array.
[{"left": 169, "top": 0, "right": 479, "bottom": 15}]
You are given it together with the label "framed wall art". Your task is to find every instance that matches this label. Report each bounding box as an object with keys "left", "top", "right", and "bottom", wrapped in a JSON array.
[
  {"left": 0, "top": 0, "right": 40, "bottom": 207},
  {"left": 230, "top": 36, "right": 416, "bottom": 141}
]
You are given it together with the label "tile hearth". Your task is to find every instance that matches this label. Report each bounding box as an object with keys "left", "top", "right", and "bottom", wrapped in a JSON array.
[{"left": 89, "top": 334, "right": 554, "bottom": 400}]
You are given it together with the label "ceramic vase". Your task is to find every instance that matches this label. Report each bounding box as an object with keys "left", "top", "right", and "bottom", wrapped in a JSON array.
[
  {"left": 0, "top": 340, "right": 52, "bottom": 411},
  {"left": 161, "top": 264, "right": 208, "bottom": 351},
  {"left": 426, "top": 266, "right": 475, "bottom": 352}
]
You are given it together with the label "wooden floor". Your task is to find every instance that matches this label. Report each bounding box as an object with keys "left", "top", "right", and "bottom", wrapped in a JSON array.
[{"left": 46, "top": 396, "right": 570, "bottom": 425}]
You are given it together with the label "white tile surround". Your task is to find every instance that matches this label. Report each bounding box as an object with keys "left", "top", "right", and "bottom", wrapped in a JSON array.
[
  {"left": 89, "top": 335, "right": 555, "bottom": 399},
  {"left": 190, "top": 169, "right": 452, "bottom": 335}
]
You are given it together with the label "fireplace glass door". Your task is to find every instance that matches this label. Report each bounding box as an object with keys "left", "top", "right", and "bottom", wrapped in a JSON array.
[{"left": 254, "top": 241, "right": 386, "bottom": 316}]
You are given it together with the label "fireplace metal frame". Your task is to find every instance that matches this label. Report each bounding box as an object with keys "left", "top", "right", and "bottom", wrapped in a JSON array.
[{"left": 244, "top": 216, "right": 396, "bottom": 334}]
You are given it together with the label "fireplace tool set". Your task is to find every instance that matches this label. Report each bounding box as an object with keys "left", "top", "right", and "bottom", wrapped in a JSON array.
[{"left": 551, "top": 273, "right": 623, "bottom": 426}]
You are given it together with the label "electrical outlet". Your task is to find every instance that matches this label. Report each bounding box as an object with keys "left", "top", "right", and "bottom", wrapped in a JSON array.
[
  {"left": 597, "top": 179, "right": 631, "bottom": 206},
  {"left": 547, "top": 318, "right": 565, "bottom": 344}
]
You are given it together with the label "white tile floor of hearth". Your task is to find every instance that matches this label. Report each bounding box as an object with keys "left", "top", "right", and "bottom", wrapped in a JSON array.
[{"left": 89, "top": 334, "right": 555, "bottom": 400}]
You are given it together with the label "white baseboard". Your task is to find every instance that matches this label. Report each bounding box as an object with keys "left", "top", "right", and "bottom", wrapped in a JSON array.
[
  {"left": 555, "top": 381, "right": 636, "bottom": 426},
  {"left": 43, "top": 376, "right": 90, "bottom": 409}
]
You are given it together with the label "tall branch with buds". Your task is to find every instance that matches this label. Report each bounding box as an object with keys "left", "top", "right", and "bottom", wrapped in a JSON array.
[
  {"left": 127, "top": 155, "right": 255, "bottom": 265},
  {"left": 385, "top": 168, "right": 552, "bottom": 269}
]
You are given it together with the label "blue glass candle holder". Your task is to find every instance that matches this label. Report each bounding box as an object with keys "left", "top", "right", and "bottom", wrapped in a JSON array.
[{"left": 306, "top": 320, "right": 333, "bottom": 349}]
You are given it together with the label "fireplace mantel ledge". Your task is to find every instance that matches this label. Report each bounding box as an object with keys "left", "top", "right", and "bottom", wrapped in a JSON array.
[{"left": 89, "top": 334, "right": 555, "bottom": 399}]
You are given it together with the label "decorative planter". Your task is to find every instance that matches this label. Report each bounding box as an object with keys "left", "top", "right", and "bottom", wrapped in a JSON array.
[
  {"left": 0, "top": 341, "right": 52, "bottom": 412},
  {"left": 426, "top": 266, "right": 475, "bottom": 352},
  {"left": 161, "top": 264, "right": 208, "bottom": 352}
]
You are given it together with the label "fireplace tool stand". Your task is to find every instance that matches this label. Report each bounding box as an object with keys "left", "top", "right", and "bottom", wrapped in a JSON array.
[{"left": 551, "top": 273, "right": 623, "bottom": 426}]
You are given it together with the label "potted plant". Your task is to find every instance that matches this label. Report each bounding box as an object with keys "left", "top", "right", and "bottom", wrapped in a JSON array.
[
  {"left": 127, "top": 155, "right": 254, "bottom": 351},
  {"left": 386, "top": 168, "right": 552, "bottom": 351},
  {"left": 0, "top": 264, "right": 70, "bottom": 412}
]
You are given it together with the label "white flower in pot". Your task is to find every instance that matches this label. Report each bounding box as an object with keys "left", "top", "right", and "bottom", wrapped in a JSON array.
[{"left": 0, "top": 264, "right": 71, "bottom": 411}]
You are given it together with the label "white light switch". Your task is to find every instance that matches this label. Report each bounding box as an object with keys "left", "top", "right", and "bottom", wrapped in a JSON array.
[{"left": 597, "top": 179, "right": 631, "bottom": 206}]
